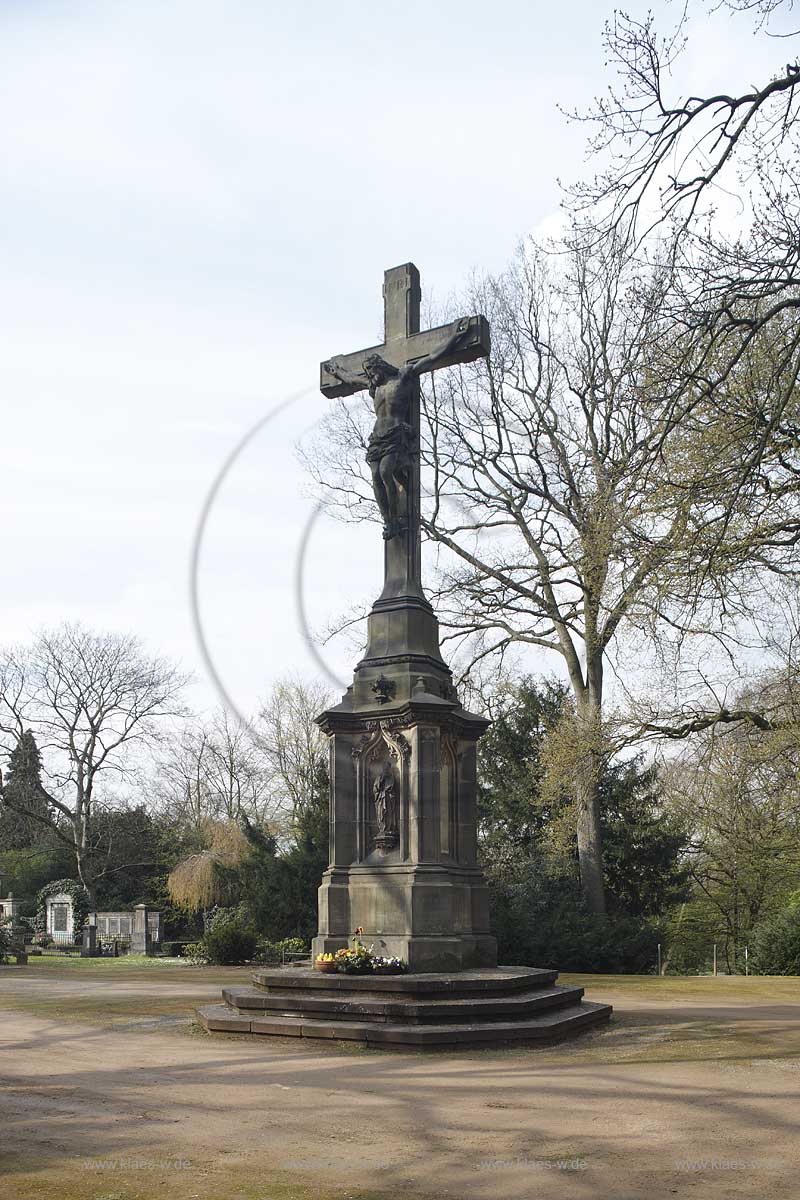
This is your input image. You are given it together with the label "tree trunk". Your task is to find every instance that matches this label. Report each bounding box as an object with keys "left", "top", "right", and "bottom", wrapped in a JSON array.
[
  {"left": 575, "top": 674, "right": 606, "bottom": 916},
  {"left": 575, "top": 751, "right": 606, "bottom": 915},
  {"left": 72, "top": 815, "right": 96, "bottom": 906}
]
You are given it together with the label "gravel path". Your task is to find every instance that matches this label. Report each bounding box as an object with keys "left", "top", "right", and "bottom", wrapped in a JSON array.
[{"left": 1, "top": 967, "right": 798, "bottom": 1200}]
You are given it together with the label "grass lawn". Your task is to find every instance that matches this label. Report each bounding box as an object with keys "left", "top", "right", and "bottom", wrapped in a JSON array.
[
  {"left": 562, "top": 971, "right": 800, "bottom": 1001},
  {"left": 23, "top": 953, "right": 196, "bottom": 968}
]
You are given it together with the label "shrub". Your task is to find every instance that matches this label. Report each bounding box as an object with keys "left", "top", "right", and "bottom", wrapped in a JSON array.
[
  {"left": 255, "top": 936, "right": 307, "bottom": 964},
  {"left": 750, "top": 905, "right": 800, "bottom": 976},
  {"left": 489, "top": 869, "right": 661, "bottom": 973},
  {"left": 0, "top": 921, "right": 13, "bottom": 964},
  {"left": 201, "top": 912, "right": 257, "bottom": 966},
  {"left": 161, "top": 940, "right": 188, "bottom": 957},
  {"left": 184, "top": 941, "right": 207, "bottom": 964}
]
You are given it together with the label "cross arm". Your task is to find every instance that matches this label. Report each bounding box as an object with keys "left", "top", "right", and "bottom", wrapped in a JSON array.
[
  {"left": 320, "top": 343, "right": 382, "bottom": 399},
  {"left": 320, "top": 356, "right": 366, "bottom": 391},
  {"left": 319, "top": 315, "right": 490, "bottom": 399},
  {"left": 405, "top": 315, "right": 487, "bottom": 379}
]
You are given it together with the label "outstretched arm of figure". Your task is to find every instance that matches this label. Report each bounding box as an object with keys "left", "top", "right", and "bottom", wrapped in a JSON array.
[
  {"left": 323, "top": 358, "right": 367, "bottom": 389},
  {"left": 406, "top": 319, "right": 472, "bottom": 378}
]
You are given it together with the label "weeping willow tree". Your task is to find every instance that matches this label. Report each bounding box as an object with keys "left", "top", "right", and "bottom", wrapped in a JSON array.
[{"left": 167, "top": 821, "right": 250, "bottom": 912}]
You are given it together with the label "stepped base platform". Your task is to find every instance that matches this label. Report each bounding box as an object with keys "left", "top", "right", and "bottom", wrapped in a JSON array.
[{"left": 197, "top": 966, "right": 612, "bottom": 1047}]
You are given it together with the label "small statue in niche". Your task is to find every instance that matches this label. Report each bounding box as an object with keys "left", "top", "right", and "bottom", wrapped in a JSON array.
[{"left": 373, "top": 759, "right": 398, "bottom": 851}]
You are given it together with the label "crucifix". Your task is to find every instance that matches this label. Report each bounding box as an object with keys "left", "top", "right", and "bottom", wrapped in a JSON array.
[{"left": 321, "top": 263, "right": 490, "bottom": 601}]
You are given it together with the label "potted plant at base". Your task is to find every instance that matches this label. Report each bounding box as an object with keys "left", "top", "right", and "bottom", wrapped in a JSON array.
[{"left": 314, "top": 952, "right": 338, "bottom": 973}]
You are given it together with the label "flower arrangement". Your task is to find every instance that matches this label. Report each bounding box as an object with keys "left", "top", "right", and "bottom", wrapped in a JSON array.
[
  {"left": 314, "top": 929, "right": 407, "bottom": 975},
  {"left": 371, "top": 955, "right": 408, "bottom": 975},
  {"left": 334, "top": 942, "right": 374, "bottom": 974}
]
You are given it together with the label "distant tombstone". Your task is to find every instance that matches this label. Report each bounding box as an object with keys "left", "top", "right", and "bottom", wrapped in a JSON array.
[
  {"left": 81, "top": 923, "right": 99, "bottom": 957},
  {"left": 45, "top": 893, "right": 75, "bottom": 944},
  {"left": 131, "top": 904, "right": 151, "bottom": 955},
  {"left": 147, "top": 910, "right": 163, "bottom": 946},
  {"left": 86, "top": 906, "right": 161, "bottom": 954},
  {"left": 0, "top": 881, "right": 26, "bottom": 963},
  {"left": 0, "top": 891, "right": 23, "bottom": 925}
]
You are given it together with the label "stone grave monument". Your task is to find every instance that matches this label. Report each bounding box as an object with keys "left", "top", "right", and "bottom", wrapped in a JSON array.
[
  {"left": 0, "top": 875, "right": 23, "bottom": 927},
  {"left": 200, "top": 263, "right": 612, "bottom": 1045}
]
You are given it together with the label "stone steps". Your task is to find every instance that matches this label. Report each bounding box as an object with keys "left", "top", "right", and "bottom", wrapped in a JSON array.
[
  {"left": 197, "top": 1000, "right": 612, "bottom": 1045},
  {"left": 250, "top": 965, "right": 558, "bottom": 996},
  {"left": 198, "top": 966, "right": 612, "bottom": 1047},
  {"left": 221, "top": 983, "right": 586, "bottom": 1023}
]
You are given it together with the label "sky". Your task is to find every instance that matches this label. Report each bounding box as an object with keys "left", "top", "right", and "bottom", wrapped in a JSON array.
[{"left": 0, "top": 0, "right": 788, "bottom": 719}]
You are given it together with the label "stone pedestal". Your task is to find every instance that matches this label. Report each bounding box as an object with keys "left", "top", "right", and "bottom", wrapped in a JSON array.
[
  {"left": 311, "top": 585, "right": 497, "bottom": 972},
  {"left": 199, "top": 967, "right": 611, "bottom": 1046}
]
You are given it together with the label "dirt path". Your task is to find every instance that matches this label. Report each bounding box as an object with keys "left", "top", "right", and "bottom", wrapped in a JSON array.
[{"left": 1, "top": 966, "right": 799, "bottom": 1200}]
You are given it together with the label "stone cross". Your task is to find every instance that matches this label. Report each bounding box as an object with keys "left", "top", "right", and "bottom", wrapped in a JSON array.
[{"left": 320, "top": 263, "right": 490, "bottom": 601}]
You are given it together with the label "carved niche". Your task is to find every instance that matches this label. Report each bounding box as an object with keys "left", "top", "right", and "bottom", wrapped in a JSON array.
[
  {"left": 371, "top": 759, "right": 398, "bottom": 852},
  {"left": 440, "top": 731, "right": 460, "bottom": 861},
  {"left": 351, "top": 723, "right": 410, "bottom": 859}
]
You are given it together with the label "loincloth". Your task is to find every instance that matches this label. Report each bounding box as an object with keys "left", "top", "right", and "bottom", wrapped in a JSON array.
[{"left": 366, "top": 421, "right": 414, "bottom": 464}]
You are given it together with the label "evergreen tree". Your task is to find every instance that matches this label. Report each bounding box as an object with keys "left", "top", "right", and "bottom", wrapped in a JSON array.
[
  {"left": 477, "top": 677, "right": 690, "bottom": 971},
  {"left": 0, "top": 730, "right": 50, "bottom": 851},
  {"left": 477, "top": 677, "right": 569, "bottom": 868},
  {"left": 238, "top": 757, "right": 329, "bottom": 943},
  {"left": 600, "top": 763, "right": 691, "bottom": 921},
  {"left": 478, "top": 678, "right": 689, "bottom": 916}
]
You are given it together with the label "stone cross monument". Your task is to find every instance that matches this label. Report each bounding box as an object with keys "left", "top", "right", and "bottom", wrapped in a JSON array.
[
  {"left": 198, "top": 263, "right": 612, "bottom": 1040},
  {"left": 313, "top": 263, "right": 497, "bottom": 972}
]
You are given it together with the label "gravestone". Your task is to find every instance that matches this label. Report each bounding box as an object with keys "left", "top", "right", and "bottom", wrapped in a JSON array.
[
  {"left": 0, "top": 875, "right": 26, "bottom": 962},
  {"left": 0, "top": 878, "right": 23, "bottom": 927},
  {"left": 87, "top": 907, "right": 162, "bottom": 952},
  {"left": 81, "top": 923, "right": 100, "bottom": 957},
  {"left": 45, "top": 892, "right": 74, "bottom": 945}
]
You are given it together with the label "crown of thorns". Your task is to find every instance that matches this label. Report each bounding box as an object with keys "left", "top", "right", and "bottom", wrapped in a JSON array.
[{"left": 363, "top": 354, "right": 397, "bottom": 376}]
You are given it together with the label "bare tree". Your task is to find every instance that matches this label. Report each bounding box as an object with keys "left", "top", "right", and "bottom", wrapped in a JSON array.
[
  {"left": 155, "top": 723, "right": 213, "bottom": 832},
  {"left": 0, "top": 624, "right": 187, "bottom": 901},
  {"left": 155, "top": 679, "right": 332, "bottom": 843},
  {"left": 308, "top": 236, "right": 800, "bottom": 913},
  {"left": 156, "top": 709, "right": 276, "bottom": 830},
  {"left": 255, "top": 677, "right": 331, "bottom": 832},
  {"left": 568, "top": 1, "right": 800, "bottom": 501},
  {"left": 162, "top": 678, "right": 332, "bottom": 914}
]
